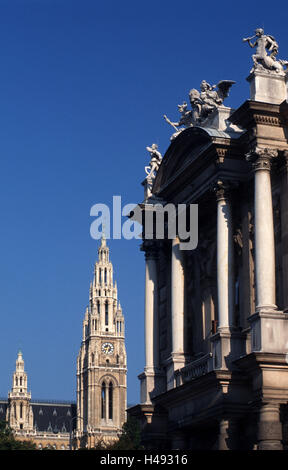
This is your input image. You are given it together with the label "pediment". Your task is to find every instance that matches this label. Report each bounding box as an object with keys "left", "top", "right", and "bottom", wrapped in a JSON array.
[{"left": 152, "top": 127, "right": 216, "bottom": 194}]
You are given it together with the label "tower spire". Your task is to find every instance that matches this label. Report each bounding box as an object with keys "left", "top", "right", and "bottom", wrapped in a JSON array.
[
  {"left": 77, "top": 238, "right": 127, "bottom": 447},
  {"left": 7, "top": 351, "right": 34, "bottom": 432}
]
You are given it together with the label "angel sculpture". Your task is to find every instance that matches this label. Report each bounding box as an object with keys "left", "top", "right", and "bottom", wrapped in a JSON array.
[
  {"left": 164, "top": 79, "right": 235, "bottom": 139},
  {"left": 189, "top": 80, "right": 235, "bottom": 123},
  {"left": 145, "top": 143, "right": 162, "bottom": 179}
]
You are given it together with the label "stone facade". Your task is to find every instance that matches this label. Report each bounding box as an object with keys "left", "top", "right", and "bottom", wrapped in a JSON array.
[
  {"left": 128, "top": 34, "right": 288, "bottom": 450},
  {"left": 76, "top": 236, "right": 127, "bottom": 448}
]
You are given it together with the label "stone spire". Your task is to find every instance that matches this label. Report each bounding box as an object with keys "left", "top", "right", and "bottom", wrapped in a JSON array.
[
  {"left": 7, "top": 351, "right": 34, "bottom": 432},
  {"left": 11, "top": 351, "right": 29, "bottom": 395},
  {"left": 76, "top": 238, "right": 127, "bottom": 447},
  {"left": 85, "top": 238, "right": 124, "bottom": 336}
]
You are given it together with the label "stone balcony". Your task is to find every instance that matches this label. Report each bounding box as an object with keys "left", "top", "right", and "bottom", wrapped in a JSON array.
[{"left": 175, "top": 353, "right": 213, "bottom": 386}]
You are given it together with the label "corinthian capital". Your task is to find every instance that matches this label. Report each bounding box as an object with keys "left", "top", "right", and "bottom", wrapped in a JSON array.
[
  {"left": 245, "top": 147, "right": 279, "bottom": 171},
  {"left": 213, "top": 180, "right": 232, "bottom": 201}
]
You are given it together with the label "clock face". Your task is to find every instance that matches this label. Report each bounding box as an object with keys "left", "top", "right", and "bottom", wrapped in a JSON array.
[{"left": 102, "top": 342, "right": 114, "bottom": 355}]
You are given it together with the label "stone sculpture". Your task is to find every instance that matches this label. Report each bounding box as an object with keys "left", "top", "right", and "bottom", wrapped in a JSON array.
[
  {"left": 164, "top": 80, "right": 235, "bottom": 139},
  {"left": 163, "top": 102, "right": 194, "bottom": 138},
  {"left": 243, "top": 28, "right": 288, "bottom": 74},
  {"left": 189, "top": 80, "right": 235, "bottom": 123},
  {"left": 145, "top": 143, "right": 162, "bottom": 179}
]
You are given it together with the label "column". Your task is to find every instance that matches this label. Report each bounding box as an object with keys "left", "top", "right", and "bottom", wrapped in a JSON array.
[
  {"left": 144, "top": 244, "right": 159, "bottom": 373},
  {"left": 217, "top": 419, "right": 229, "bottom": 450},
  {"left": 280, "top": 151, "right": 288, "bottom": 311},
  {"left": 257, "top": 403, "right": 283, "bottom": 450},
  {"left": 215, "top": 181, "right": 234, "bottom": 329},
  {"left": 140, "top": 242, "right": 161, "bottom": 403},
  {"left": 211, "top": 181, "right": 242, "bottom": 369},
  {"left": 165, "top": 237, "right": 186, "bottom": 389},
  {"left": 217, "top": 419, "right": 239, "bottom": 450},
  {"left": 246, "top": 147, "right": 278, "bottom": 311},
  {"left": 171, "top": 237, "right": 185, "bottom": 357}
]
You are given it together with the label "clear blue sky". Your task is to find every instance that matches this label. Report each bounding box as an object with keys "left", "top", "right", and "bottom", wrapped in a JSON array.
[{"left": 0, "top": 0, "right": 287, "bottom": 405}]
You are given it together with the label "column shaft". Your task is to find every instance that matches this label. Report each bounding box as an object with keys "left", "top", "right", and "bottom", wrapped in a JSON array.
[
  {"left": 250, "top": 149, "right": 278, "bottom": 310},
  {"left": 216, "top": 182, "right": 234, "bottom": 329},
  {"left": 144, "top": 251, "right": 159, "bottom": 371},
  {"left": 171, "top": 237, "right": 185, "bottom": 354},
  {"left": 257, "top": 403, "right": 283, "bottom": 450},
  {"left": 281, "top": 152, "right": 288, "bottom": 311}
]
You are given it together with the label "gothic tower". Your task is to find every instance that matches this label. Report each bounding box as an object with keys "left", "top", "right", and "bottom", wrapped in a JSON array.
[
  {"left": 76, "top": 236, "right": 127, "bottom": 448},
  {"left": 6, "top": 351, "right": 34, "bottom": 432}
]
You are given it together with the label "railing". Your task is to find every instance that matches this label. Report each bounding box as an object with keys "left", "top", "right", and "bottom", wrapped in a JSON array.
[
  {"left": 15, "top": 429, "right": 70, "bottom": 438},
  {"left": 175, "top": 353, "right": 213, "bottom": 385},
  {"left": 8, "top": 391, "right": 31, "bottom": 398}
]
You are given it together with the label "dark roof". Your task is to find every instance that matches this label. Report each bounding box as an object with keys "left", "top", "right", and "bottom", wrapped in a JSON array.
[
  {"left": 32, "top": 402, "right": 77, "bottom": 432},
  {"left": 0, "top": 399, "right": 77, "bottom": 432}
]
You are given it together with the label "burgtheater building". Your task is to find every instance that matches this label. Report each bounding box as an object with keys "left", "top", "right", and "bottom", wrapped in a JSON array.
[
  {"left": 76, "top": 236, "right": 127, "bottom": 447},
  {"left": 128, "top": 30, "right": 288, "bottom": 450}
]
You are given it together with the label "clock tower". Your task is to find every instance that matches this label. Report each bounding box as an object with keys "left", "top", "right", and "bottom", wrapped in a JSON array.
[{"left": 76, "top": 236, "right": 127, "bottom": 448}]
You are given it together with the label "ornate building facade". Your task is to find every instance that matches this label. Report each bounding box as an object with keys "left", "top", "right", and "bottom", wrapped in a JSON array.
[
  {"left": 76, "top": 236, "right": 127, "bottom": 448},
  {"left": 1, "top": 351, "right": 76, "bottom": 449},
  {"left": 128, "top": 30, "right": 288, "bottom": 450}
]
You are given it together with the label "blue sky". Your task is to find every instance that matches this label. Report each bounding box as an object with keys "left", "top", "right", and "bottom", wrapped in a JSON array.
[{"left": 0, "top": 0, "right": 287, "bottom": 405}]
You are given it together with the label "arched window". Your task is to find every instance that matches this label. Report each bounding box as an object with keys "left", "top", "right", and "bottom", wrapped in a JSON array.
[
  {"left": 108, "top": 382, "right": 113, "bottom": 420},
  {"left": 104, "top": 268, "right": 107, "bottom": 284},
  {"left": 101, "top": 382, "right": 106, "bottom": 419},
  {"left": 105, "top": 302, "right": 109, "bottom": 326},
  {"left": 91, "top": 353, "right": 95, "bottom": 365},
  {"left": 20, "top": 377, "right": 22, "bottom": 386},
  {"left": 20, "top": 402, "right": 23, "bottom": 419},
  {"left": 97, "top": 301, "right": 100, "bottom": 314}
]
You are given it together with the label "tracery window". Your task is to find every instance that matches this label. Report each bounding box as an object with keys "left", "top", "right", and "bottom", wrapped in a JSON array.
[
  {"left": 101, "top": 382, "right": 106, "bottom": 419},
  {"left": 105, "top": 302, "right": 109, "bottom": 326},
  {"left": 108, "top": 382, "right": 113, "bottom": 420}
]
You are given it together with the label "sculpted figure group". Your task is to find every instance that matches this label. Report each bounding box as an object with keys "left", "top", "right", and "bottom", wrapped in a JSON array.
[
  {"left": 164, "top": 79, "right": 235, "bottom": 139},
  {"left": 144, "top": 28, "right": 288, "bottom": 178}
]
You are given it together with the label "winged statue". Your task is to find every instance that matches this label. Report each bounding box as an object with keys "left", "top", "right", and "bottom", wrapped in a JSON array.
[{"left": 164, "top": 79, "right": 235, "bottom": 139}]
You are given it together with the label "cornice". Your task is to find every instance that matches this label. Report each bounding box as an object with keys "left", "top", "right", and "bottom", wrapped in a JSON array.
[{"left": 229, "top": 100, "right": 288, "bottom": 129}]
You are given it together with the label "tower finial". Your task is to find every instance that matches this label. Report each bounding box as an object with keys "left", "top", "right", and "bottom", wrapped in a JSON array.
[{"left": 101, "top": 223, "right": 106, "bottom": 247}]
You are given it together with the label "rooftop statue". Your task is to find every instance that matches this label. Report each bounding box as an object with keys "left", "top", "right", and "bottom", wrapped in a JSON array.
[
  {"left": 189, "top": 80, "right": 235, "bottom": 123},
  {"left": 145, "top": 143, "right": 162, "bottom": 179},
  {"left": 243, "top": 28, "right": 288, "bottom": 74},
  {"left": 164, "top": 79, "right": 235, "bottom": 139},
  {"left": 164, "top": 102, "right": 194, "bottom": 139}
]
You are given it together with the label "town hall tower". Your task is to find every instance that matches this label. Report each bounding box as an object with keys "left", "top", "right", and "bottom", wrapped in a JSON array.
[{"left": 76, "top": 236, "right": 127, "bottom": 448}]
